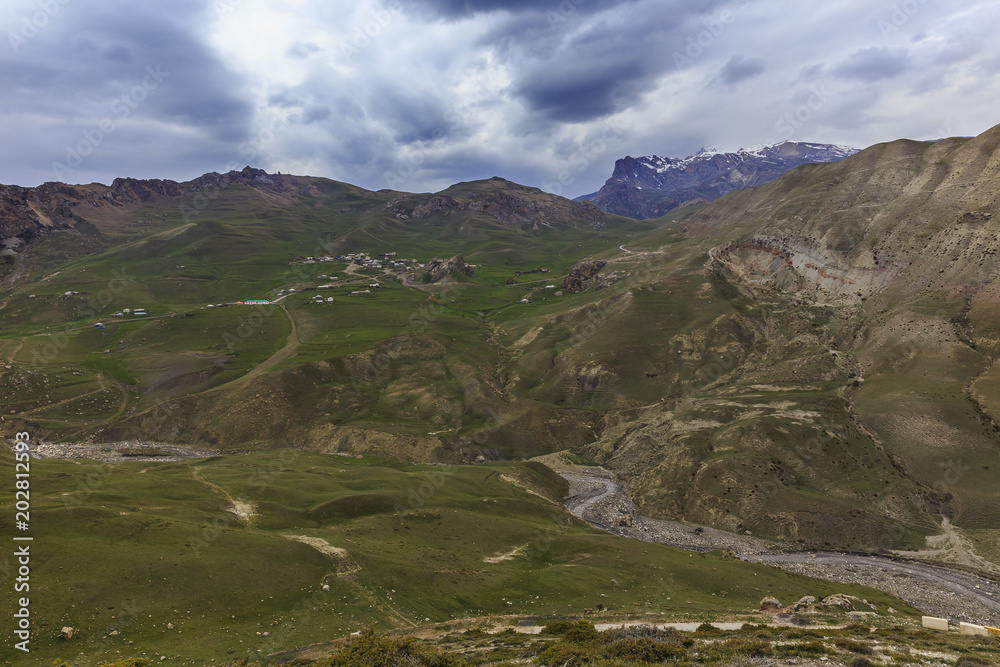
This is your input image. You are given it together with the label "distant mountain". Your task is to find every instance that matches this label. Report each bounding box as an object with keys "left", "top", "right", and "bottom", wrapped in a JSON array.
[{"left": 577, "top": 141, "right": 859, "bottom": 219}]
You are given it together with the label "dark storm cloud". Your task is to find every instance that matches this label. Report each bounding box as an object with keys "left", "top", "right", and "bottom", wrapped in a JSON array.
[
  {"left": 490, "top": 0, "right": 734, "bottom": 124},
  {"left": 0, "top": 0, "right": 253, "bottom": 184},
  {"left": 833, "top": 46, "right": 912, "bottom": 82},
  {"left": 405, "top": 0, "right": 637, "bottom": 20},
  {"left": 512, "top": 55, "right": 655, "bottom": 122},
  {"left": 715, "top": 55, "right": 765, "bottom": 86},
  {"left": 1, "top": 0, "right": 998, "bottom": 196}
]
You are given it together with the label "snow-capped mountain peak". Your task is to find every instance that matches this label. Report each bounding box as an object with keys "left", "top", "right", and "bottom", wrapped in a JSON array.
[{"left": 576, "top": 141, "right": 861, "bottom": 219}]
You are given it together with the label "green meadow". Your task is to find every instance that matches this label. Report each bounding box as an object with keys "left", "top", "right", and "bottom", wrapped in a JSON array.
[{"left": 0, "top": 450, "right": 918, "bottom": 665}]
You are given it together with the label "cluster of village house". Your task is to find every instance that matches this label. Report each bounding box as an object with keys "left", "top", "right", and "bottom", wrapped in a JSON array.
[{"left": 83, "top": 248, "right": 494, "bottom": 329}]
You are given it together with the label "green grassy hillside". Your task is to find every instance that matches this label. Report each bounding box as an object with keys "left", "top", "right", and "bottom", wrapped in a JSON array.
[{"left": 0, "top": 450, "right": 917, "bottom": 665}]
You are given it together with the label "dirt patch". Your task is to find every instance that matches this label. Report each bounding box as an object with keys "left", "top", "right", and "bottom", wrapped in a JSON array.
[
  {"left": 483, "top": 543, "right": 528, "bottom": 563},
  {"left": 285, "top": 535, "right": 348, "bottom": 559}
]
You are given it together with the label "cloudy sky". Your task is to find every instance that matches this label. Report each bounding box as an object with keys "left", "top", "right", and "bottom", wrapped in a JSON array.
[{"left": 2, "top": 0, "right": 999, "bottom": 197}]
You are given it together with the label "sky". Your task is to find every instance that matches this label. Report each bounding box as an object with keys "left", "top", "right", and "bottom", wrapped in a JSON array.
[{"left": 1, "top": 0, "right": 999, "bottom": 198}]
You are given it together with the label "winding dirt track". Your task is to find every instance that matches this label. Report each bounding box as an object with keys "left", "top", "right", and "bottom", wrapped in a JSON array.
[{"left": 561, "top": 471, "right": 1000, "bottom": 624}]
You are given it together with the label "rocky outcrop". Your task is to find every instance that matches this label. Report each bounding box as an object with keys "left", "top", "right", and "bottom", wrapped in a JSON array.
[
  {"left": 425, "top": 255, "right": 475, "bottom": 283},
  {"left": 410, "top": 195, "right": 460, "bottom": 219},
  {"left": 562, "top": 260, "right": 607, "bottom": 292},
  {"left": 465, "top": 191, "right": 543, "bottom": 226}
]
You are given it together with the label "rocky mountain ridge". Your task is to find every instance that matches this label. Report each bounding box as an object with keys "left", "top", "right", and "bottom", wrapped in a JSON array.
[
  {"left": 0, "top": 166, "right": 286, "bottom": 247},
  {"left": 577, "top": 141, "right": 859, "bottom": 219}
]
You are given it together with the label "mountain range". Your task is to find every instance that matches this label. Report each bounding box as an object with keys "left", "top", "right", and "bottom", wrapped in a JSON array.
[
  {"left": 576, "top": 141, "right": 859, "bottom": 219},
  {"left": 2, "top": 126, "right": 1000, "bottom": 558},
  {"left": 4, "top": 123, "right": 1000, "bottom": 662}
]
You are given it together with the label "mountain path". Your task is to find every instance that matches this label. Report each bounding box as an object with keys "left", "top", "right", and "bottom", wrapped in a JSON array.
[{"left": 191, "top": 465, "right": 256, "bottom": 525}]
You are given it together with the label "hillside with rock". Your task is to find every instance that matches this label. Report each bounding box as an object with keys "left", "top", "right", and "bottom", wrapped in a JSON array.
[{"left": 3, "top": 125, "right": 1000, "bottom": 561}]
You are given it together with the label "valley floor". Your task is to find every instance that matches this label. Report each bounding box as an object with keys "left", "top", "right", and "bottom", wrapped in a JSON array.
[{"left": 560, "top": 469, "right": 1000, "bottom": 626}]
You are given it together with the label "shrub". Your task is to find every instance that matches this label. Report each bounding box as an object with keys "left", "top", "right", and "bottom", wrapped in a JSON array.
[
  {"left": 776, "top": 640, "right": 828, "bottom": 657},
  {"left": 717, "top": 638, "right": 772, "bottom": 658},
  {"left": 313, "top": 627, "right": 467, "bottom": 667},
  {"left": 542, "top": 620, "right": 597, "bottom": 643},
  {"left": 692, "top": 622, "right": 723, "bottom": 637},
  {"left": 536, "top": 642, "right": 591, "bottom": 666},
  {"left": 834, "top": 637, "right": 873, "bottom": 654},
  {"left": 603, "top": 636, "right": 686, "bottom": 662}
]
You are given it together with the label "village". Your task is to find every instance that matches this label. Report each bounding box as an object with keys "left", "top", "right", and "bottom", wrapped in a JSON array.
[
  {"left": 89, "top": 250, "right": 421, "bottom": 329},
  {"left": 80, "top": 248, "right": 552, "bottom": 333}
]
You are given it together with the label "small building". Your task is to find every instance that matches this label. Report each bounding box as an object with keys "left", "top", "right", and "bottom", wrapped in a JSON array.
[
  {"left": 350, "top": 290, "right": 372, "bottom": 296},
  {"left": 245, "top": 299, "right": 270, "bottom": 305}
]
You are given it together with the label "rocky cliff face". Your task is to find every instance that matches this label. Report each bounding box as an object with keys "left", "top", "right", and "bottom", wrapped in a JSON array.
[{"left": 579, "top": 142, "right": 859, "bottom": 219}]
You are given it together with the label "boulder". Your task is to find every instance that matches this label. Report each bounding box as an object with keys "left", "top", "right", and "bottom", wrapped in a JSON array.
[
  {"left": 821, "top": 594, "right": 855, "bottom": 611},
  {"left": 562, "top": 260, "right": 607, "bottom": 293},
  {"left": 791, "top": 595, "right": 818, "bottom": 612},
  {"left": 425, "top": 255, "right": 475, "bottom": 283},
  {"left": 759, "top": 596, "right": 783, "bottom": 612}
]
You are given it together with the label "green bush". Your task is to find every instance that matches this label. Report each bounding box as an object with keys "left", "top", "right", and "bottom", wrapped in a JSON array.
[
  {"left": 692, "top": 622, "right": 723, "bottom": 637},
  {"left": 834, "top": 637, "right": 873, "bottom": 654},
  {"left": 603, "top": 636, "right": 686, "bottom": 662},
  {"left": 313, "top": 627, "right": 467, "bottom": 667},
  {"left": 542, "top": 620, "right": 597, "bottom": 641},
  {"left": 776, "top": 640, "right": 828, "bottom": 657},
  {"left": 849, "top": 657, "right": 877, "bottom": 667},
  {"left": 536, "top": 642, "right": 591, "bottom": 666}
]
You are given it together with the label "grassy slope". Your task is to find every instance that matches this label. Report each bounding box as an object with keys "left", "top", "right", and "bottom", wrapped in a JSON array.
[{"left": 0, "top": 449, "right": 918, "bottom": 666}]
